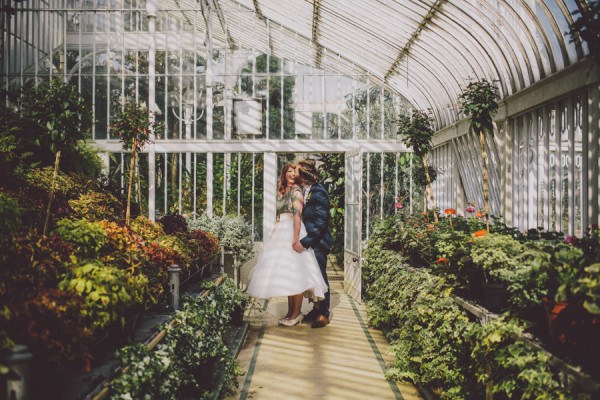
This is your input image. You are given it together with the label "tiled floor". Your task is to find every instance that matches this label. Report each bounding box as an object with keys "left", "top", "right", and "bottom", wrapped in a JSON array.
[{"left": 226, "top": 268, "right": 422, "bottom": 400}]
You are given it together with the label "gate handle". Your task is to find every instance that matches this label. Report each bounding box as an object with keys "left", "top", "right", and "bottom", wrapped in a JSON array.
[{"left": 352, "top": 257, "right": 359, "bottom": 263}]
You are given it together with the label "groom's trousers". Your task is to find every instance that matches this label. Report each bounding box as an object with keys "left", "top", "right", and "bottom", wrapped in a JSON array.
[{"left": 313, "top": 249, "right": 330, "bottom": 318}]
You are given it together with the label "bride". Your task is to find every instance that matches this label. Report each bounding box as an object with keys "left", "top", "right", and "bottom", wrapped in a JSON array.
[{"left": 245, "top": 163, "right": 328, "bottom": 326}]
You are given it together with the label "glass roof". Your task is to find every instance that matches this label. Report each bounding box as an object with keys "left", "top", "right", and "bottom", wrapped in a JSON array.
[{"left": 193, "top": 0, "right": 587, "bottom": 130}]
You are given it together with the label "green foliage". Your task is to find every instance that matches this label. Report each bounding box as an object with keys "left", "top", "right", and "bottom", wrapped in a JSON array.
[
  {"left": 158, "top": 213, "right": 189, "bottom": 235},
  {"left": 0, "top": 192, "right": 23, "bottom": 234},
  {"left": 0, "top": 232, "right": 73, "bottom": 305},
  {"left": 189, "top": 214, "right": 254, "bottom": 266},
  {"left": 458, "top": 79, "right": 500, "bottom": 136},
  {"left": 69, "top": 191, "right": 123, "bottom": 222},
  {"left": 188, "top": 229, "right": 221, "bottom": 268},
  {"left": 110, "top": 277, "right": 243, "bottom": 399},
  {"left": 397, "top": 110, "right": 434, "bottom": 158},
  {"left": 19, "top": 79, "right": 91, "bottom": 154},
  {"left": 54, "top": 218, "right": 107, "bottom": 259},
  {"left": 130, "top": 215, "right": 166, "bottom": 242},
  {"left": 473, "top": 318, "right": 588, "bottom": 399},
  {"left": 319, "top": 153, "right": 345, "bottom": 263},
  {"left": 159, "top": 234, "right": 192, "bottom": 275},
  {"left": 11, "top": 289, "right": 93, "bottom": 368},
  {"left": 470, "top": 233, "right": 525, "bottom": 283},
  {"left": 579, "top": 263, "right": 600, "bottom": 314},
  {"left": 364, "top": 257, "right": 481, "bottom": 398},
  {"left": 110, "top": 101, "right": 161, "bottom": 152},
  {"left": 59, "top": 261, "right": 147, "bottom": 330}
]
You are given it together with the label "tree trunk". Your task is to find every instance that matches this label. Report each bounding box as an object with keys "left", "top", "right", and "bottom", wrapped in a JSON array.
[
  {"left": 423, "top": 154, "right": 438, "bottom": 223},
  {"left": 480, "top": 131, "right": 490, "bottom": 232},
  {"left": 43, "top": 150, "right": 61, "bottom": 236},
  {"left": 126, "top": 143, "right": 137, "bottom": 225},
  {"left": 136, "top": 151, "right": 143, "bottom": 216}
]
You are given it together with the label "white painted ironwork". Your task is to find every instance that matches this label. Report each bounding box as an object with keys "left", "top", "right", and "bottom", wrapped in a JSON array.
[{"left": 344, "top": 147, "right": 362, "bottom": 303}]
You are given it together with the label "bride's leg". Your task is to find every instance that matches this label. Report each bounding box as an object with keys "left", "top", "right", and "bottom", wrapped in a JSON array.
[
  {"left": 285, "top": 296, "right": 293, "bottom": 319},
  {"left": 288, "top": 294, "right": 303, "bottom": 319}
]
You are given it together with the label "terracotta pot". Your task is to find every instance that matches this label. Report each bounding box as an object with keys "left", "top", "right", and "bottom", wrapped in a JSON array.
[{"left": 542, "top": 297, "right": 569, "bottom": 339}]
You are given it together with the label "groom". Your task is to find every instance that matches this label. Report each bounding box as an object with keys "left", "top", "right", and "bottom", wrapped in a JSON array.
[{"left": 292, "top": 159, "right": 333, "bottom": 328}]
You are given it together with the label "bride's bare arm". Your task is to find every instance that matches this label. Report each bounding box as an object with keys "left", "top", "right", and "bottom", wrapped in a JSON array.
[{"left": 292, "top": 187, "right": 304, "bottom": 243}]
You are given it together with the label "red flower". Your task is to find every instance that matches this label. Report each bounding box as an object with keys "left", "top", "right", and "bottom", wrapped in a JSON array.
[
  {"left": 436, "top": 257, "right": 449, "bottom": 265},
  {"left": 473, "top": 229, "right": 487, "bottom": 237},
  {"left": 444, "top": 208, "right": 457, "bottom": 215},
  {"left": 476, "top": 211, "right": 484, "bottom": 218}
]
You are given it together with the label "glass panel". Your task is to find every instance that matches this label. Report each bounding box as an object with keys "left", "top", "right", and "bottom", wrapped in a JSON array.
[
  {"left": 574, "top": 96, "right": 583, "bottom": 236},
  {"left": 537, "top": 110, "right": 548, "bottom": 230},
  {"left": 559, "top": 101, "right": 569, "bottom": 233},
  {"left": 549, "top": 107, "right": 558, "bottom": 230}
]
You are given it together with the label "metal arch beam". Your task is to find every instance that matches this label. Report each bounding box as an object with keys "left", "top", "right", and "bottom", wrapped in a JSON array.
[
  {"left": 252, "top": 0, "right": 274, "bottom": 54},
  {"left": 444, "top": 3, "right": 516, "bottom": 96},
  {"left": 450, "top": 2, "right": 525, "bottom": 93},
  {"left": 558, "top": 0, "right": 585, "bottom": 60},
  {"left": 206, "top": 0, "right": 238, "bottom": 49},
  {"left": 384, "top": 0, "right": 446, "bottom": 82},
  {"left": 475, "top": 0, "right": 542, "bottom": 86},
  {"left": 505, "top": 0, "right": 556, "bottom": 79},
  {"left": 390, "top": 51, "right": 457, "bottom": 128},
  {"left": 535, "top": 0, "right": 572, "bottom": 69},
  {"left": 311, "top": 0, "right": 323, "bottom": 69}
]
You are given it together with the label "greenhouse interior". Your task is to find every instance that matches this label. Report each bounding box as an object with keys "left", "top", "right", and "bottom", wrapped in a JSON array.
[{"left": 1, "top": 0, "right": 599, "bottom": 399}]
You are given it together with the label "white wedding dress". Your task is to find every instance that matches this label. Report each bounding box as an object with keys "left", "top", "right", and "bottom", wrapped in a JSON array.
[{"left": 246, "top": 186, "right": 328, "bottom": 301}]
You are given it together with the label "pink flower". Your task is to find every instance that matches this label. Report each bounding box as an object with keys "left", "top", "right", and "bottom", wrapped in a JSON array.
[
  {"left": 466, "top": 205, "right": 476, "bottom": 213},
  {"left": 395, "top": 203, "right": 403, "bottom": 209}
]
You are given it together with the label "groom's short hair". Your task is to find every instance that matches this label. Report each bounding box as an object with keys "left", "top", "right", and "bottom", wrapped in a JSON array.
[{"left": 298, "top": 159, "right": 320, "bottom": 184}]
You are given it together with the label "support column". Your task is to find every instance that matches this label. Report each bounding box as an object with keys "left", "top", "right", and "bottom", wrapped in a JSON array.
[
  {"left": 147, "top": 0, "right": 157, "bottom": 221},
  {"left": 589, "top": 77, "right": 600, "bottom": 228},
  {"left": 263, "top": 152, "right": 277, "bottom": 241}
]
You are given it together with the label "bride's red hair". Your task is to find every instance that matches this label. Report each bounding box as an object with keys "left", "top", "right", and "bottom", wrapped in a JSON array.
[{"left": 278, "top": 164, "right": 298, "bottom": 195}]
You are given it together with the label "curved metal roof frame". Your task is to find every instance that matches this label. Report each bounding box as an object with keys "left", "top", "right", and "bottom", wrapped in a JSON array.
[{"left": 207, "top": 0, "right": 587, "bottom": 130}]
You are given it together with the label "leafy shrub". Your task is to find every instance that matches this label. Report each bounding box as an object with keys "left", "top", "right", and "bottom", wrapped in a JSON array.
[
  {"left": 159, "top": 234, "right": 191, "bottom": 275},
  {"left": 188, "top": 229, "right": 220, "bottom": 268},
  {"left": 0, "top": 192, "right": 23, "bottom": 235},
  {"left": 11, "top": 289, "right": 92, "bottom": 368},
  {"left": 472, "top": 318, "right": 588, "bottom": 399},
  {"left": 54, "top": 218, "right": 107, "bottom": 259},
  {"left": 0, "top": 231, "right": 73, "bottom": 305},
  {"left": 189, "top": 214, "right": 254, "bottom": 266},
  {"left": 130, "top": 215, "right": 165, "bottom": 242},
  {"left": 97, "top": 220, "right": 142, "bottom": 270},
  {"left": 58, "top": 261, "right": 148, "bottom": 330},
  {"left": 138, "top": 241, "right": 178, "bottom": 301},
  {"left": 110, "top": 277, "right": 243, "bottom": 399},
  {"left": 25, "top": 166, "right": 84, "bottom": 200},
  {"left": 158, "top": 213, "right": 188, "bottom": 235},
  {"left": 470, "top": 233, "right": 525, "bottom": 283},
  {"left": 69, "top": 191, "right": 123, "bottom": 222}
]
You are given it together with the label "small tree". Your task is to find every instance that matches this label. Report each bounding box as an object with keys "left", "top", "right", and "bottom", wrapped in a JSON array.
[
  {"left": 18, "top": 80, "right": 91, "bottom": 236},
  {"left": 110, "top": 102, "right": 162, "bottom": 225},
  {"left": 398, "top": 110, "right": 438, "bottom": 222},
  {"left": 459, "top": 79, "right": 500, "bottom": 232}
]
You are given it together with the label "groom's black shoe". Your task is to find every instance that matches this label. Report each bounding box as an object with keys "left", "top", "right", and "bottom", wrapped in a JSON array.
[
  {"left": 303, "top": 308, "right": 321, "bottom": 321},
  {"left": 311, "top": 315, "right": 330, "bottom": 328}
]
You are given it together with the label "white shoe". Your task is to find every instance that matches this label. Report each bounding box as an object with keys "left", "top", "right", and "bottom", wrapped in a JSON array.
[{"left": 281, "top": 313, "right": 304, "bottom": 326}]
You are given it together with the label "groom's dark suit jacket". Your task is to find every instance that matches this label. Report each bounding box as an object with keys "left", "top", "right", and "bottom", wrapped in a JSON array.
[{"left": 300, "top": 183, "right": 333, "bottom": 253}]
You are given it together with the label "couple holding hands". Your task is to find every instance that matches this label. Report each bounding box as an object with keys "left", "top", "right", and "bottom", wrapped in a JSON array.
[{"left": 246, "top": 159, "right": 332, "bottom": 329}]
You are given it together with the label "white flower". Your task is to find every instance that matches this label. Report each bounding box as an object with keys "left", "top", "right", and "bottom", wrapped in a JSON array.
[{"left": 121, "top": 394, "right": 133, "bottom": 400}]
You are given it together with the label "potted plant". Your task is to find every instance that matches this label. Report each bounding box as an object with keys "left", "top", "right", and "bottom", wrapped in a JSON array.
[
  {"left": 110, "top": 101, "right": 163, "bottom": 225},
  {"left": 469, "top": 232, "right": 525, "bottom": 312},
  {"left": 397, "top": 110, "right": 438, "bottom": 222},
  {"left": 459, "top": 79, "right": 500, "bottom": 232}
]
